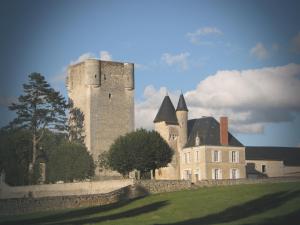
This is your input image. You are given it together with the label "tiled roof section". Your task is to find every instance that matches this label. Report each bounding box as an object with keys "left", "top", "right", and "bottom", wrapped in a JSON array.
[
  {"left": 176, "top": 94, "right": 188, "bottom": 111},
  {"left": 246, "top": 146, "right": 300, "bottom": 166},
  {"left": 185, "top": 117, "right": 243, "bottom": 147},
  {"left": 153, "top": 95, "right": 179, "bottom": 125}
]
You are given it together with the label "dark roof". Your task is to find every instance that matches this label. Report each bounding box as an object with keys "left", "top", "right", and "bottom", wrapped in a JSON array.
[
  {"left": 246, "top": 146, "right": 300, "bottom": 166},
  {"left": 176, "top": 94, "right": 188, "bottom": 111},
  {"left": 185, "top": 117, "right": 243, "bottom": 147},
  {"left": 153, "top": 95, "right": 178, "bottom": 125}
]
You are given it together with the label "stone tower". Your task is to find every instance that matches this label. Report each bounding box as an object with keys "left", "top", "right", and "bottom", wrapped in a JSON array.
[
  {"left": 67, "top": 59, "right": 134, "bottom": 163},
  {"left": 153, "top": 95, "right": 180, "bottom": 179},
  {"left": 176, "top": 93, "right": 188, "bottom": 150}
]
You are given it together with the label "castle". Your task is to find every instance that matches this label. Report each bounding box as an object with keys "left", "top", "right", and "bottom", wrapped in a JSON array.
[
  {"left": 67, "top": 59, "right": 134, "bottom": 166},
  {"left": 153, "top": 94, "right": 246, "bottom": 181},
  {"left": 154, "top": 94, "right": 300, "bottom": 180}
]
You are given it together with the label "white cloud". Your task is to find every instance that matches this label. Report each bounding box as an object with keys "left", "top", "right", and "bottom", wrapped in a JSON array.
[
  {"left": 186, "top": 27, "right": 222, "bottom": 45},
  {"left": 135, "top": 86, "right": 179, "bottom": 129},
  {"left": 70, "top": 52, "right": 96, "bottom": 65},
  {"left": 100, "top": 51, "right": 112, "bottom": 61},
  {"left": 161, "top": 52, "right": 190, "bottom": 70},
  {"left": 135, "top": 63, "right": 300, "bottom": 134},
  {"left": 250, "top": 42, "right": 269, "bottom": 60},
  {"left": 135, "top": 63, "right": 148, "bottom": 70},
  {"left": 291, "top": 32, "right": 300, "bottom": 54}
]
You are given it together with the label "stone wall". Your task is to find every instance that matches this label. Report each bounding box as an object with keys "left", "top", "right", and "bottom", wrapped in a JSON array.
[
  {"left": 134, "top": 180, "right": 191, "bottom": 193},
  {"left": 0, "top": 179, "right": 133, "bottom": 199},
  {"left": 0, "top": 185, "right": 143, "bottom": 216},
  {"left": 1, "top": 178, "right": 299, "bottom": 216},
  {"left": 194, "top": 177, "right": 300, "bottom": 187}
]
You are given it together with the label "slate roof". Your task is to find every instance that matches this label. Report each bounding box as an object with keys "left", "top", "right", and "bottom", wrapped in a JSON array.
[
  {"left": 176, "top": 94, "right": 188, "bottom": 112},
  {"left": 185, "top": 117, "right": 243, "bottom": 147},
  {"left": 246, "top": 146, "right": 300, "bottom": 166},
  {"left": 153, "top": 95, "right": 178, "bottom": 125}
]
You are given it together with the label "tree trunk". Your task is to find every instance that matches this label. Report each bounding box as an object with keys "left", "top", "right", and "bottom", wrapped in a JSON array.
[{"left": 28, "top": 131, "right": 37, "bottom": 184}]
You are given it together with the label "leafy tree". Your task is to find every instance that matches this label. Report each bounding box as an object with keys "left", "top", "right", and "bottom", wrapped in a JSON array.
[
  {"left": 8, "top": 73, "right": 67, "bottom": 181},
  {"left": 47, "top": 142, "right": 95, "bottom": 183},
  {"left": 0, "top": 128, "right": 32, "bottom": 185},
  {"left": 107, "top": 129, "right": 173, "bottom": 178}
]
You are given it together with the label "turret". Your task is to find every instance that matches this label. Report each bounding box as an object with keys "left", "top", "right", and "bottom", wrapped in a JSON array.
[
  {"left": 85, "top": 59, "right": 101, "bottom": 87},
  {"left": 176, "top": 93, "right": 188, "bottom": 149},
  {"left": 123, "top": 63, "right": 134, "bottom": 90}
]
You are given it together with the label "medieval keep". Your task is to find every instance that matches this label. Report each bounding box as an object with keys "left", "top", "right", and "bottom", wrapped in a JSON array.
[{"left": 67, "top": 59, "right": 134, "bottom": 166}]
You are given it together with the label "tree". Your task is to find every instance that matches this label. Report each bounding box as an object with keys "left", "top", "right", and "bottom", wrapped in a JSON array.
[
  {"left": 0, "top": 128, "right": 32, "bottom": 185},
  {"left": 8, "top": 73, "right": 67, "bottom": 181},
  {"left": 47, "top": 142, "right": 95, "bottom": 183},
  {"left": 106, "top": 129, "right": 173, "bottom": 178},
  {"left": 67, "top": 99, "right": 85, "bottom": 144}
]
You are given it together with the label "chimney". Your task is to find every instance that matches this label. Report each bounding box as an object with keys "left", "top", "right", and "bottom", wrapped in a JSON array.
[{"left": 220, "top": 117, "right": 228, "bottom": 145}]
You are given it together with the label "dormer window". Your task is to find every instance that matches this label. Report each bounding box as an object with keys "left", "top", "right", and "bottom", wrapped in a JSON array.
[{"left": 195, "top": 136, "right": 200, "bottom": 146}]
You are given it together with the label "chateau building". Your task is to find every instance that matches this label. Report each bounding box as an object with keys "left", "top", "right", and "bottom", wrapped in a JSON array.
[
  {"left": 67, "top": 59, "right": 134, "bottom": 166},
  {"left": 154, "top": 94, "right": 246, "bottom": 181}
]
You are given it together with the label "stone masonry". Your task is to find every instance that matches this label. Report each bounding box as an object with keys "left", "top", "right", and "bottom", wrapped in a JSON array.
[{"left": 67, "top": 59, "right": 134, "bottom": 165}]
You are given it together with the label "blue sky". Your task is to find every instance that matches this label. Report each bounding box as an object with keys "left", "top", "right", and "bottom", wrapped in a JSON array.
[{"left": 1, "top": 0, "right": 300, "bottom": 147}]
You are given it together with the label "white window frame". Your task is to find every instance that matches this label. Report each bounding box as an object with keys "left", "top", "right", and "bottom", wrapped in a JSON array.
[
  {"left": 194, "top": 168, "right": 200, "bottom": 181},
  {"left": 230, "top": 168, "right": 239, "bottom": 179},
  {"left": 183, "top": 169, "right": 192, "bottom": 180},
  {"left": 195, "top": 151, "right": 200, "bottom": 162},
  {"left": 212, "top": 150, "right": 221, "bottom": 162},
  {"left": 187, "top": 152, "right": 191, "bottom": 163},
  {"left": 212, "top": 168, "right": 222, "bottom": 180},
  {"left": 230, "top": 151, "right": 239, "bottom": 163}
]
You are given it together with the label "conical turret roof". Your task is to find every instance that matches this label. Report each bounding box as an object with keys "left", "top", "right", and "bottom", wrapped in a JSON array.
[
  {"left": 176, "top": 94, "right": 188, "bottom": 111},
  {"left": 153, "top": 95, "right": 178, "bottom": 124}
]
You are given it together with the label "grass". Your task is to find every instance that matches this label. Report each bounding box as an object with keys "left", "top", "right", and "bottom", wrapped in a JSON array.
[{"left": 0, "top": 182, "right": 300, "bottom": 225}]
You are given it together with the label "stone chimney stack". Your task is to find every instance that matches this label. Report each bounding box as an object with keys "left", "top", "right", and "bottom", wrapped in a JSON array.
[{"left": 220, "top": 117, "right": 228, "bottom": 145}]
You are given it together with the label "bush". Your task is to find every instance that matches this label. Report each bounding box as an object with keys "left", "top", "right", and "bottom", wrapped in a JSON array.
[{"left": 47, "top": 142, "right": 95, "bottom": 183}]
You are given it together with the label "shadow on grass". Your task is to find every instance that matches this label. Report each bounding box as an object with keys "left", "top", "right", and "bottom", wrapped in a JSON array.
[
  {"left": 243, "top": 208, "right": 300, "bottom": 225},
  {"left": 0, "top": 200, "right": 169, "bottom": 225},
  {"left": 154, "top": 190, "right": 300, "bottom": 225}
]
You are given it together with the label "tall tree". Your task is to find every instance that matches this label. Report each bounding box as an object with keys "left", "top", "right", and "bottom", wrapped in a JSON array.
[
  {"left": 67, "top": 99, "right": 85, "bottom": 144},
  {"left": 8, "top": 73, "right": 67, "bottom": 181}
]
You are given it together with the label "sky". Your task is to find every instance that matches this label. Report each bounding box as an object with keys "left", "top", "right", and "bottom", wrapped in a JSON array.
[{"left": 0, "top": 0, "right": 300, "bottom": 147}]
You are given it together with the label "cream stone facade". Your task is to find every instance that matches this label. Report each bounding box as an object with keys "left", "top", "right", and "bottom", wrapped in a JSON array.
[
  {"left": 154, "top": 94, "right": 246, "bottom": 181},
  {"left": 181, "top": 146, "right": 246, "bottom": 182},
  {"left": 67, "top": 59, "right": 134, "bottom": 165}
]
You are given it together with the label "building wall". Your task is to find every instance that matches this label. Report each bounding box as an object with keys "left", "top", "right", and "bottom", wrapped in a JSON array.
[
  {"left": 67, "top": 60, "right": 134, "bottom": 163},
  {"left": 154, "top": 122, "right": 180, "bottom": 180},
  {"left": 284, "top": 166, "right": 300, "bottom": 177},
  {"left": 246, "top": 160, "right": 290, "bottom": 177},
  {"left": 181, "top": 146, "right": 246, "bottom": 181}
]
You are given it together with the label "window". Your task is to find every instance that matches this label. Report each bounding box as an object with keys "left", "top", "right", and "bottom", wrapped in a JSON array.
[
  {"left": 194, "top": 169, "right": 200, "bottom": 181},
  {"left": 108, "top": 93, "right": 112, "bottom": 99},
  {"left": 262, "top": 165, "right": 266, "bottom": 173},
  {"left": 212, "top": 168, "right": 222, "bottom": 180},
  {"left": 195, "top": 151, "right": 200, "bottom": 162},
  {"left": 184, "top": 153, "right": 187, "bottom": 164},
  {"left": 187, "top": 152, "right": 191, "bottom": 163},
  {"left": 230, "top": 151, "right": 239, "bottom": 163},
  {"left": 212, "top": 150, "right": 221, "bottom": 162},
  {"left": 230, "top": 168, "right": 239, "bottom": 179},
  {"left": 183, "top": 170, "right": 192, "bottom": 180}
]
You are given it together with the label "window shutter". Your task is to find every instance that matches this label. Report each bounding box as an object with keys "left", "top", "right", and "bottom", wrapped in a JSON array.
[
  {"left": 237, "top": 151, "right": 239, "bottom": 163},
  {"left": 229, "top": 151, "right": 232, "bottom": 163},
  {"left": 219, "top": 169, "right": 222, "bottom": 179},
  {"left": 219, "top": 151, "right": 222, "bottom": 162},
  {"left": 229, "top": 168, "right": 232, "bottom": 179},
  {"left": 211, "top": 151, "right": 214, "bottom": 162}
]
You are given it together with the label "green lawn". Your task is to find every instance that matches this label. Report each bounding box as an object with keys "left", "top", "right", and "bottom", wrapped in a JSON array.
[{"left": 1, "top": 182, "right": 300, "bottom": 225}]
